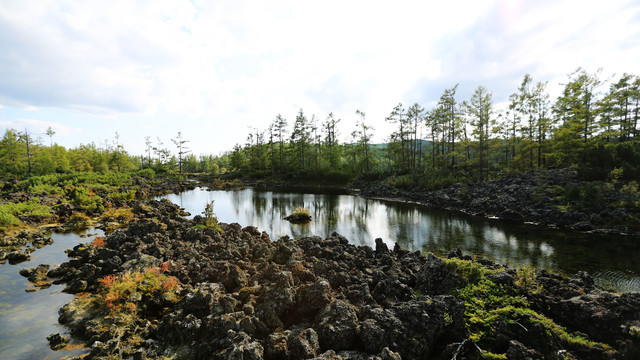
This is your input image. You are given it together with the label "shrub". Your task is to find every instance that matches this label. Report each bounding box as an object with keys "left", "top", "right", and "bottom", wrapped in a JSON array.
[
  {"left": 68, "top": 212, "right": 91, "bottom": 226},
  {"left": 0, "top": 209, "right": 20, "bottom": 228},
  {"left": 202, "top": 201, "right": 223, "bottom": 234},
  {"left": 66, "top": 186, "right": 104, "bottom": 214},
  {"left": 137, "top": 168, "right": 155, "bottom": 179},
  {"left": 101, "top": 208, "right": 134, "bottom": 223},
  {"left": 292, "top": 207, "right": 310, "bottom": 217},
  {"left": 92, "top": 236, "right": 106, "bottom": 248},
  {"left": 107, "top": 190, "right": 136, "bottom": 202},
  {"left": 95, "top": 265, "right": 180, "bottom": 320},
  {"left": 0, "top": 200, "right": 52, "bottom": 228}
]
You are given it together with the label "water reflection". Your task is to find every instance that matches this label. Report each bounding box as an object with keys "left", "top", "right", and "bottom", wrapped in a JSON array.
[
  {"left": 161, "top": 188, "right": 640, "bottom": 277},
  {"left": 0, "top": 229, "right": 100, "bottom": 359}
]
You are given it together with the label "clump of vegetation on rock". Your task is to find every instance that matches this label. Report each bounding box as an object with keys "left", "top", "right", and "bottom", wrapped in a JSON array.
[
  {"left": 284, "top": 207, "right": 312, "bottom": 223},
  {"left": 199, "top": 200, "right": 223, "bottom": 234},
  {"left": 81, "top": 262, "right": 181, "bottom": 325},
  {"left": 444, "top": 258, "right": 611, "bottom": 359},
  {"left": 0, "top": 200, "right": 52, "bottom": 230}
]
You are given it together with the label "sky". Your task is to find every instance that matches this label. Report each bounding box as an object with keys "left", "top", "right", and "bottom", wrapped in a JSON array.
[{"left": 1, "top": 0, "right": 639, "bottom": 156}]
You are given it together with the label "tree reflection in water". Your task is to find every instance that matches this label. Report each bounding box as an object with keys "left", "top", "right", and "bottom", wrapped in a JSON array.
[{"left": 161, "top": 188, "right": 640, "bottom": 278}]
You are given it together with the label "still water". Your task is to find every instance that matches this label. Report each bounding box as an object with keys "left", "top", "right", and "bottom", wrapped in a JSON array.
[
  {"left": 161, "top": 187, "right": 640, "bottom": 280},
  {"left": 0, "top": 230, "right": 100, "bottom": 360}
]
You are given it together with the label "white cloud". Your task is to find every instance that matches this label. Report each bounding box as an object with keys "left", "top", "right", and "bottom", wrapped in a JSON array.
[
  {"left": 0, "top": 0, "right": 639, "bottom": 152},
  {"left": 0, "top": 119, "right": 82, "bottom": 137}
]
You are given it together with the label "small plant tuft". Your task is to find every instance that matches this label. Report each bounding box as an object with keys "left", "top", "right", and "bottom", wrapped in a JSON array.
[{"left": 202, "top": 201, "right": 223, "bottom": 234}]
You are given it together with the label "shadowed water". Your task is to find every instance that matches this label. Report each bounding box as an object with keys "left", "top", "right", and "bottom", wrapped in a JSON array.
[
  {"left": 161, "top": 187, "right": 640, "bottom": 287},
  {"left": 0, "top": 229, "right": 101, "bottom": 360}
]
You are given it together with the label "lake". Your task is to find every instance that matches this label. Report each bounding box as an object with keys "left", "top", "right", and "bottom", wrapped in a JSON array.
[
  {"left": 161, "top": 187, "right": 640, "bottom": 289},
  {"left": 0, "top": 229, "right": 101, "bottom": 360}
]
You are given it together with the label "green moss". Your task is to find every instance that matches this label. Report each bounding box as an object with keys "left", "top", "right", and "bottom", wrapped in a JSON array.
[
  {"left": 443, "top": 257, "right": 612, "bottom": 353},
  {"left": 480, "top": 352, "right": 507, "bottom": 360}
]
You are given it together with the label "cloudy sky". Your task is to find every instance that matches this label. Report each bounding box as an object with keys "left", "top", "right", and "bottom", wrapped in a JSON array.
[{"left": 1, "top": 0, "right": 639, "bottom": 156}]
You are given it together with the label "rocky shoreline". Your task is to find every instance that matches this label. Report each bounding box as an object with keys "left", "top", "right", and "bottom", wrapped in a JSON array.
[
  {"left": 0, "top": 175, "right": 196, "bottom": 265},
  {"left": 33, "top": 199, "right": 640, "bottom": 359},
  {"left": 356, "top": 169, "right": 640, "bottom": 236}
]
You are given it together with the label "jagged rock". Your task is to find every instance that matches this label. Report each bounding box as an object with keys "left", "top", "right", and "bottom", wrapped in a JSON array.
[
  {"left": 7, "top": 250, "right": 30, "bottom": 264},
  {"left": 47, "top": 198, "right": 640, "bottom": 359},
  {"left": 46, "top": 333, "right": 69, "bottom": 350},
  {"left": 284, "top": 213, "right": 312, "bottom": 224},
  {"left": 315, "top": 300, "right": 359, "bottom": 351},
  {"left": 289, "top": 328, "right": 320, "bottom": 359},
  {"left": 19, "top": 264, "right": 50, "bottom": 282},
  {"left": 416, "top": 252, "right": 462, "bottom": 295}
]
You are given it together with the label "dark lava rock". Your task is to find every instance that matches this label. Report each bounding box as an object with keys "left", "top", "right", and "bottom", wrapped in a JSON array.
[
  {"left": 49, "top": 198, "right": 640, "bottom": 360},
  {"left": 284, "top": 213, "right": 312, "bottom": 224},
  {"left": 7, "top": 250, "right": 30, "bottom": 264},
  {"left": 19, "top": 264, "right": 50, "bottom": 282},
  {"left": 46, "top": 333, "right": 69, "bottom": 350},
  {"left": 416, "top": 252, "right": 462, "bottom": 295}
]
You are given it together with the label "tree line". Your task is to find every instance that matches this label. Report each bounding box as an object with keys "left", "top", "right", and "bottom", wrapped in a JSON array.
[
  {"left": 2, "top": 68, "right": 639, "bottom": 186},
  {"left": 0, "top": 128, "right": 226, "bottom": 178},
  {"left": 222, "top": 68, "right": 640, "bottom": 185}
]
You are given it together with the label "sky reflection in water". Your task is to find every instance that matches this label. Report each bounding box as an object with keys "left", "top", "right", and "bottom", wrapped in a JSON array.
[{"left": 162, "top": 188, "right": 640, "bottom": 277}]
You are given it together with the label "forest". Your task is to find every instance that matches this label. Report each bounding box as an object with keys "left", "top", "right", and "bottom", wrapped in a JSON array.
[{"left": 1, "top": 68, "right": 639, "bottom": 188}]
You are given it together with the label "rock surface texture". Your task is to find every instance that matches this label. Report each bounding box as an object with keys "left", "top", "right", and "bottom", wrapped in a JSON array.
[{"left": 48, "top": 199, "right": 640, "bottom": 359}]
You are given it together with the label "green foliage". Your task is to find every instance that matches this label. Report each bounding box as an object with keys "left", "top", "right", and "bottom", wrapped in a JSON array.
[
  {"left": 66, "top": 186, "right": 104, "bottom": 213},
  {"left": 480, "top": 352, "right": 507, "bottom": 360},
  {"left": 107, "top": 189, "right": 136, "bottom": 202},
  {"left": 137, "top": 168, "right": 155, "bottom": 179},
  {"left": 386, "top": 174, "right": 414, "bottom": 189},
  {"left": 444, "top": 257, "right": 500, "bottom": 283},
  {"left": 0, "top": 200, "right": 53, "bottom": 228},
  {"left": 444, "top": 257, "right": 611, "bottom": 353},
  {"left": 202, "top": 201, "right": 223, "bottom": 234},
  {"left": 68, "top": 212, "right": 91, "bottom": 226},
  {"left": 292, "top": 207, "right": 310, "bottom": 217},
  {"left": 514, "top": 265, "right": 542, "bottom": 293},
  {"left": 0, "top": 209, "right": 20, "bottom": 228},
  {"left": 101, "top": 208, "right": 134, "bottom": 223},
  {"left": 84, "top": 265, "right": 180, "bottom": 325}
]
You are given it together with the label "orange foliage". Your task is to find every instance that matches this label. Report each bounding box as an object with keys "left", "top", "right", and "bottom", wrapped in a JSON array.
[{"left": 92, "top": 236, "right": 106, "bottom": 248}]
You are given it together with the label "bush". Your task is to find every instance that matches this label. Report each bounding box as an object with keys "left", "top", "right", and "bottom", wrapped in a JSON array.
[
  {"left": 101, "top": 208, "right": 134, "bottom": 223},
  {"left": 91, "top": 264, "right": 180, "bottom": 323},
  {"left": 0, "top": 200, "right": 53, "bottom": 228},
  {"left": 68, "top": 212, "right": 90, "bottom": 226},
  {"left": 66, "top": 186, "right": 104, "bottom": 214},
  {"left": 107, "top": 190, "right": 136, "bottom": 202},
  {"left": 0, "top": 209, "right": 20, "bottom": 228},
  {"left": 137, "top": 168, "right": 155, "bottom": 179}
]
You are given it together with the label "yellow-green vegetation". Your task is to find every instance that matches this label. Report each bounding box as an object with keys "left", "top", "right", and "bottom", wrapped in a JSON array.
[
  {"left": 209, "top": 178, "right": 244, "bottom": 190},
  {"left": 514, "top": 265, "right": 542, "bottom": 294},
  {"left": 85, "top": 265, "right": 180, "bottom": 325},
  {"left": 202, "top": 200, "right": 223, "bottom": 234},
  {"left": 107, "top": 189, "right": 137, "bottom": 202},
  {"left": 443, "top": 258, "right": 611, "bottom": 358},
  {"left": 292, "top": 207, "right": 310, "bottom": 217},
  {"left": 67, "top": 212, "right": 91, "bottom": 227},
  {"left": 66, "top": 185, "right": 104, "bottom": 213},
  {"left": 0, "top": 200, "right": 52, "bottom": 229},
  {"left": 101, "top": 208, "right": 134, "bottom": 223}
]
